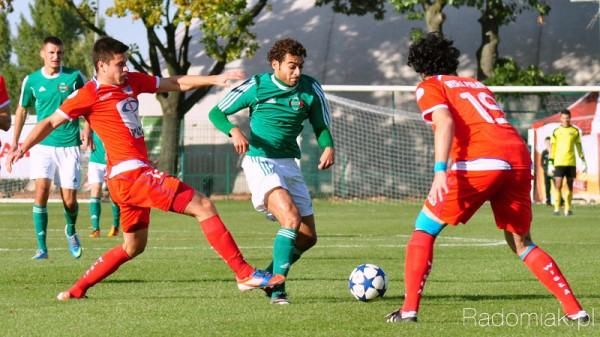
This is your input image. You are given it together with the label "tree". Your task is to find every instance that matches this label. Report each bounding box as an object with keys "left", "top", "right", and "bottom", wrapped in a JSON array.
[
  {"left": 470, "top": 0, "right": 550, "bottom": 80},
  {"left": 13, "top": 0, "right": 95, "bottom": 80},
  {"left": 0, "top": 0, "right": 12, "bottom": 12},
  {"left": 61, "top": 0, "right": 270, "bottom": 175},
  {"left": 317, "top": 0, "right": 551, "bottom": 81},
  {"left": 315, "top": 0, "right": 452, "bottom": 36}
]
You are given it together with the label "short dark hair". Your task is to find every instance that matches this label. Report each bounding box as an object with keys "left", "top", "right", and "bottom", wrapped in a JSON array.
[
  {"left": 267, "top": 38, "right": 306, "bottom": 63},
  {"left": 560, "top": 109, "right": 571, "bottom": 116},
  {"left": 407, "top": 32, "right": 460, "bottom": 76},
  {"left": 43, "top": 36, "right": 63, "bottom": 47},
  {"left": 545, "top": 136, "right": 551, "bottom": 141},
  {"left": 93, "top": 36, "right": 129, "bottom": 71}
]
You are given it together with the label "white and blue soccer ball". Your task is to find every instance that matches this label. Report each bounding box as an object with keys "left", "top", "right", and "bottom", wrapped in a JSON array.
[{"left": 348, "top": 263, "right": 388, "bottom": 302}]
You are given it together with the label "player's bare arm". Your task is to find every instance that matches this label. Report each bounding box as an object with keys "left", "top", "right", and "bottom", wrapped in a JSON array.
[
  {"left": 318, "top": 147, "right": 335, "bottom": 170},
  {"left": 80, "top": 122, "right": 94, "bottom": 151},
  {"left": 428, "top": 108, "right": 454, "bottom": 204},
  {"left": 157, "top": 70, "right": 245, "bottom": 93},
  {"left": 229, "top": 127, "right": 249, "bottom": 154},
  {"left": 10, "top": 105, "right": 29, "bottom": 149},
  {"left": 6, "top": 110, "right": 68, "bottom": 172}
]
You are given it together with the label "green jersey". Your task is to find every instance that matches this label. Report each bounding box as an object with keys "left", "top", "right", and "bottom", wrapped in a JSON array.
[
  {"left": 19, "top": 66, "right": 85, "bottom": 147},
  {"left": 90, "top": 131, "right": 107, "bottom": 164},
  {"left": 211, "top": 73, "right": 333, "bottom": 159}
]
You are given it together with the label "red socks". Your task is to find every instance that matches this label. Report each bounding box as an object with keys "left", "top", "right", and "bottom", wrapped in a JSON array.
[
  {"left": 69, "top": 245, "right": 131, "bottom": 298},
  {"left": 522, "top": 246, "right": 583, "bottom": 315},
  {"left": 200, "top": 215, "right": 254, "bottom": 279},
  {"left": 401, "top": 230, "right": 436, "bottom": 313}
]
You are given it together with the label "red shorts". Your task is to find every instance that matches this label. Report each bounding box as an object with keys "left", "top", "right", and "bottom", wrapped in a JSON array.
[
  {"left": 424, "top": 169, "right": 532, "bottom": 234},
  {"left": 106, "top": 166, "right": 195, "bottom": 233}
]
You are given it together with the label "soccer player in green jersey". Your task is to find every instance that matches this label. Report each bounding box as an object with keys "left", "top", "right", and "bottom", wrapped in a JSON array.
[
  {"left": 209, "top": 38, "right": 335, "bottom": 304},
  {"left": 549, "top": 109, "right": 586, "bottom": 216},
  {"left": 85, "top": 128, "right": 120, "bottom": 238},
  {"left": 11, "top": 36, "right": 86, "bottom": 259}
]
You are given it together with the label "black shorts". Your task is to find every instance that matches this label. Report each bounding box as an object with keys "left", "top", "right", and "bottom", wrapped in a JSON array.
[{"left": 554, "top": 166, "right": 576, "bottom": 178}]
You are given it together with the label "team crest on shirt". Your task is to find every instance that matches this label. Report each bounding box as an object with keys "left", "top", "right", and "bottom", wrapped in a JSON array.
[
  {"left": 58, "top": 83, "right": 70, "bottom": 93},
  {"left": 116, "top": 97, "right": 144, "bottom": 138},
  {"left": 289, "top": 96, "right": 304, "bottom": 111}
]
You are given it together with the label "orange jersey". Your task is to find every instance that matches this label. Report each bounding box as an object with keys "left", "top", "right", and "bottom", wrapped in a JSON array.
[
  {"left": 0, "top": 75, "right": 9, "bottom": 108},
  {"left": 58, "top": 72, "right": 159, "bottom": 168},
  {"left": 416, "top": 75, "right": 531, "bottom": 169}
]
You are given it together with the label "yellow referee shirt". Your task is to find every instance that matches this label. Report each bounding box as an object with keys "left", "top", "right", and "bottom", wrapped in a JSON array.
[{"left": 550, "top": 125, "right": 585, "bottom": 166}]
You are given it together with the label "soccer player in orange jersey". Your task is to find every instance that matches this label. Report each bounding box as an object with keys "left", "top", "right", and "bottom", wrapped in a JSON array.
[
  {"left": 385, "top": 33, "right": 588, "bottom": 323},
  {"left": 6, "top": 37, "right": 284, "bottom": 300}
]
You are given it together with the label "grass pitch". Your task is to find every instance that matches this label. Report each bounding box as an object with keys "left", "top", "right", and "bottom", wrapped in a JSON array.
[{"left": 1, "top": 200, "right": 599, "bottom": 336}]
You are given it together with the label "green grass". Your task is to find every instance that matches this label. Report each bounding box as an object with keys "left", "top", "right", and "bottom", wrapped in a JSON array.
[{"left": 1, "top": 201, "right": 599, "bottom": 336}]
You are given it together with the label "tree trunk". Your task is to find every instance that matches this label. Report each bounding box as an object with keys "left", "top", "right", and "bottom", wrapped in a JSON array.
[
  {"left": 476, "top": 13, "right": 500, "bottom": 80},
  {"left": 156, "top": 92, "right": 183, "bottom": 175},
  {"left": 424, "top": 0, "right": 446, "bottom": 33}
]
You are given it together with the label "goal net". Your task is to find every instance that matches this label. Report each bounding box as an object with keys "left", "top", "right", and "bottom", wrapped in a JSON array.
[{"left": 320, "top": 94, "right": 434, "bottom": 201}]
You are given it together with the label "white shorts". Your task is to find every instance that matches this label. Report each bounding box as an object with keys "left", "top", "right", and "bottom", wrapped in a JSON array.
[
  {"left": 241, "top": 156, "right": 313, "bottom": 217},
  {"left": 87, "top": 161, "right": 107, "bottom": 185},
  {"left": 29, "top": 144, "right": 81, "bottom": 189}
]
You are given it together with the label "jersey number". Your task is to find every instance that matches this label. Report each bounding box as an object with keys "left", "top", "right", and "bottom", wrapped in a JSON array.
[{"left": 458, "top": 92, "right": 504, "bottom": 124}]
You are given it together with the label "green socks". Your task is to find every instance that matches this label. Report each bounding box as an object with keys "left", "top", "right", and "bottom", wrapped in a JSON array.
[
  {"left": 271, "top": 228, "right": 298, "bottom": 297},
  {"left": 111, "top": 200, "right": 120, "bottom": 228},
  {"left": 32, "top": 205, "right": 48, "bottom": 252},
  {"left": 64, "top": 204, "right": 78, "bottom": 236},
  {"left": 267, "top": 246, "right": 304, "bottom": 297},
  {"left": 89, "top": 197, "right": 101, "bottom": 230}
]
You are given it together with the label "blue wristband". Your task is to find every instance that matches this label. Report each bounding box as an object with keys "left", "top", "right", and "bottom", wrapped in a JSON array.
[{"left": 434, "top": 161, "right": 447, "bottom": 172}]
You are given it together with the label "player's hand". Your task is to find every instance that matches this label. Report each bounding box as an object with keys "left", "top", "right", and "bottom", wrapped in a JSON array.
[
  {"left": 582, "top": 161, "right": 588, "bottom": 174},
  {"left": 318, "top": 147, "right": 335, "bottom": 170},
  {"left": 427, "top": 171, "right": 448, "bottom": 205},
  {"left": 5, "top": 148, "right": 25, "bottom": 173},
  {"left": 229, "top": 127, "right": 248, "bottom": 154},
  {"left": 214, "top": 70, "right": 246, "bottom": 88},
  {"left": 547, "top": 163, "right": 555, "bottom": 176}
]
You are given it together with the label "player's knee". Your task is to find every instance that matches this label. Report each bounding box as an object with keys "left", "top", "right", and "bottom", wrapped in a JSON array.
[
  {"left": 279, "top": 212, "right": 301, "bottom": 230},
  {"left": 305, "top": 234, "right": 317, "bottom": 249},
  {"left": 124, "top": 244, "right": 146, "bottom": 257},
  {"left": 414, "top": 211, "right": 446, "bottom": 237},
  {"left": 185, "top": 192, "right": 217, "bottom": 217}
]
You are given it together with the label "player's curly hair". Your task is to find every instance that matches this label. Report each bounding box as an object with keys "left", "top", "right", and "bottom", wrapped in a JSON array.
[
  {"left": 268, "top": 38, "right": 307, "bottom": 63},
  {"left": 407, "top": 32, "right": 460, "bottom": 76}
]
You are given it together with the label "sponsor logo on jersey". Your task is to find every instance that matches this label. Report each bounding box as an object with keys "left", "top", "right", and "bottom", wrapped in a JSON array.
[
  {"left": 58, "top": 83, "right": 70, "bottom": 93},
  {"left": 289, "top": 96, "right": 304, "bottom": 111},
  {"left": 39, "top": 86, "right": 46, "bottom": 92},
  {"left": 123, "top": 85, "right": 133, "bottom": 95},
  {"left": 116, "top": 97, "right": 144, "bottom": 138},
  {"left": 265, "top": 98, "right": 276, "bottom": 104}
]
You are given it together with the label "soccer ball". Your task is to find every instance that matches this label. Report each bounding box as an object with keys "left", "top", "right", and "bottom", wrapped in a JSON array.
[{"left": 348, "top": 263, "right": 388, "bottom": 302}]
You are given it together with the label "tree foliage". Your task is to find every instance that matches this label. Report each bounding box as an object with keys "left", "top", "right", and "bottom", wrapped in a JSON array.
[
  {"left": 483, "top": 58, "right": 566, "bottom": 86},
  {"left": 61, "top": 0, "right": 269, "bottom": 174},
  {"left": 0, "top": 0, "right": 12, "bottom": 12},
  {"left": 13, "top": 0, "right": 95, "bottom": 79}
]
